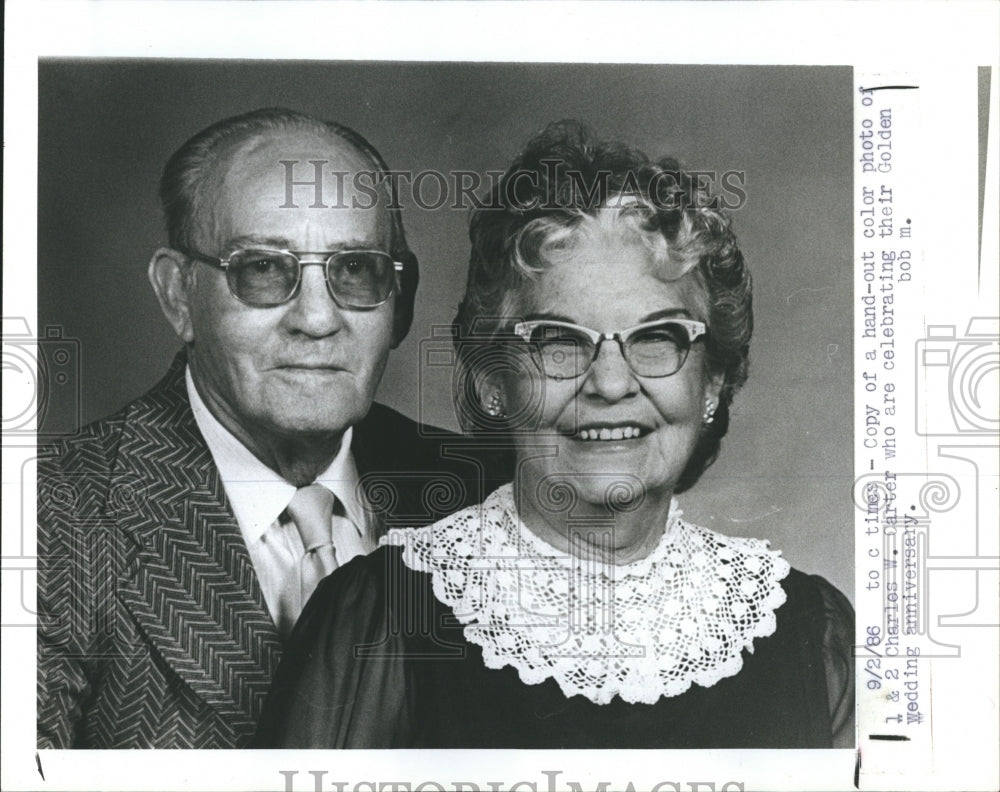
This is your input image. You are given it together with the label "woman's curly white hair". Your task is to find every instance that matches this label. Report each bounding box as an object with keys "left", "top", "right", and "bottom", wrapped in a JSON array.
[{"left": 452, "top": 121, "right": 754, "bottom": 493}]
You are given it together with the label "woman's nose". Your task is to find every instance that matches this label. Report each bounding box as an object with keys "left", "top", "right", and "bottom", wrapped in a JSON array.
[{"left": 583, "top": 338, "right": 639, "bottom": 402}]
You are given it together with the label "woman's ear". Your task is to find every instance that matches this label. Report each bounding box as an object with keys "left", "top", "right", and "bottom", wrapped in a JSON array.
[
  {"left": 148, "top": 248, "right": 196, "bottom": 344},
  {"left": 706, "top": 370, "right": 724, "bottom": 404},
  {"left": 702, "top": 370, "right": 725, "bottom": 424},
  {"left": 476, "top": 369, "right": 509, "bottom": 418}
]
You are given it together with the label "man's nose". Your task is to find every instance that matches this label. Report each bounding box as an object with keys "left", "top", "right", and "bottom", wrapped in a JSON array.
[
  {"left": 583, "top": 338, "right": 639, "bottom": 402},
  {"left": 282, "top": 264, "right": 345, "bottom": 336}
]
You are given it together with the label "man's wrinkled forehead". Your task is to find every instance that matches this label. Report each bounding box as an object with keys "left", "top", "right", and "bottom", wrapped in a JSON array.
[{"left": 193, "top": 128, "right": 392, "bottom": 249}]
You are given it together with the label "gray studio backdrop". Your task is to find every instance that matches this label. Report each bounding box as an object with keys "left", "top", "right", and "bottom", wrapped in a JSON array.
[{"left": 37, "top": 61, "right": 853, "bottom": 599}]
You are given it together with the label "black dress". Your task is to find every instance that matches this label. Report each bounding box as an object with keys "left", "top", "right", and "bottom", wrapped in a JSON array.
[{"left": 256, "top": 490, "right": 854, "bottom": 749}]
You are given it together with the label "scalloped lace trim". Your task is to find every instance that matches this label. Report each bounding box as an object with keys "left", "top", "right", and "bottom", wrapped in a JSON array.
[{"left": 382, "top": 483, "right": 790, "bottom": 705}]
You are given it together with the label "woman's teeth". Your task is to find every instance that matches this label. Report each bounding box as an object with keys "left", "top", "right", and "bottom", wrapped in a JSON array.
[{"left": 576, "top": 426, "right": 642, "bottom": 441}]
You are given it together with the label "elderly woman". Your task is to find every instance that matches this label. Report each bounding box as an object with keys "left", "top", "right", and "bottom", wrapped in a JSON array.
[{"left": 256, "top": 122, "right": 854, "bottom": 749}]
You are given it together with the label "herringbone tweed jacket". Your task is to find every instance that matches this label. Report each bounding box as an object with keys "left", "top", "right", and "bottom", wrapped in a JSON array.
[{"left": 37, "top": 353, "right": 506, "bottom": 748}]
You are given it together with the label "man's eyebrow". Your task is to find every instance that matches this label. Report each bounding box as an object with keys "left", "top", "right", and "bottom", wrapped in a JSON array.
[
  {"left": 221, "top": 235, "right": 383, "bottom": 252},
  {"left": 223, "top": 234, "right": 295, "bottom": 251}
]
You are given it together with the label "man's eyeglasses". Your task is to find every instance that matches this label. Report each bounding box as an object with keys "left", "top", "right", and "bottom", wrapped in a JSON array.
[
  {"left": 511, "top": 318, "right": 707, "bottom": 379},
  {"left": 181, "top": 248, "right": 404, "bottom": 309}
]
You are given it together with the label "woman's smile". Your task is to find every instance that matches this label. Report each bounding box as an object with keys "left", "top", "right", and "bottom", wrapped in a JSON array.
[{"left": 572, "top": 423, "right": 650, "bottom": 441}]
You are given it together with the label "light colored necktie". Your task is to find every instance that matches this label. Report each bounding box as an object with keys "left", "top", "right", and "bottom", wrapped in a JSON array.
[{"left": 285, "top": 484, "right": 338, "bottom": 611}]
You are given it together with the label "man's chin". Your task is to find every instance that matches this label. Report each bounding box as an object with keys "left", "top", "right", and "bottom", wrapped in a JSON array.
[
  {"left": 255, "top": 398, "right": 369, "bottom": 441},
  {"left": 270, "top": 411, "right": 362, "bottom": 439}
]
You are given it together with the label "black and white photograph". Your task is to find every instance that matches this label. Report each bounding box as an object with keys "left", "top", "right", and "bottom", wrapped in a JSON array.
[
  {"left": 3, "top": 3, "right": 998, "bottom": 791},
  {"left": 35, "top": 59, "right": 853, "bottom": 749}
]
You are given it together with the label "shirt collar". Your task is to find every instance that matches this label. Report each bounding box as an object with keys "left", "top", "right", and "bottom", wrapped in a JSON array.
[{"left": 185, "top": 366, "right": 367, "bottom": 544}]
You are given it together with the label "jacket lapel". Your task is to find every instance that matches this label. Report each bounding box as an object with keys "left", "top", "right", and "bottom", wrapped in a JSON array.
[{"left": 114, "top": 356, "right": 282, "bottom": 735}]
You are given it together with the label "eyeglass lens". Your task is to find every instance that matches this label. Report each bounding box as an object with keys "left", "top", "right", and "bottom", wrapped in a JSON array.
[
  {"left": 527, "top": 322, "right": 692, "bottom": 378},
  {"left": 226, "top": 250, "right": 396, "bottom": 308}
]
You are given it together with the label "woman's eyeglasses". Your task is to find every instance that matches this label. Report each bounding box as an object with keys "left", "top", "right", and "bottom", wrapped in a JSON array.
[
  {"left": 512, "top": 318, "right": 707, "bottom": 379},
  {"left": 181, "top": 248, "right": 404, "bottom": 309}
]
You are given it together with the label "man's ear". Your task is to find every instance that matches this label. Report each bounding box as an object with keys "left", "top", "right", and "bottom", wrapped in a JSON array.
[
  {"left": 390, "top": 309, "right": 407, "bottom": 350},
  {"left": 389, "top": 260, "right": 417, "bottom": 349},
  {"left": 148, "top": 248, "right": 196, "bottom": 344}
]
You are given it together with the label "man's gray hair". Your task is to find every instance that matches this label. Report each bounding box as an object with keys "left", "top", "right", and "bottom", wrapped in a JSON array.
[{"left": 159, "top": 107, "right": 418, "bottom": 342}]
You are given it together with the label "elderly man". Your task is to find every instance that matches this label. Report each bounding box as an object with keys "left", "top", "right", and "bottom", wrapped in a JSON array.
[{"left": 37, "top": 108, "right": 496, "bottom": 748}]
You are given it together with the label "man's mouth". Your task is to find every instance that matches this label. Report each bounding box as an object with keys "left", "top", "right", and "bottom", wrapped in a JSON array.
[{"left": 275, "top": 362, "right": 344, "bottom": 371}]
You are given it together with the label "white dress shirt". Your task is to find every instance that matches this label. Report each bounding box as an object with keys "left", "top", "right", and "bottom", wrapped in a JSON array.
[{"left": 185, "top": 367, "right": 374, "bottom": 636}]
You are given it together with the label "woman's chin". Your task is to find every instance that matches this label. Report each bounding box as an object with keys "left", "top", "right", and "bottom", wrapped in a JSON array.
[{"left": 551, "top": 470, "right": 661, "bottom": 512}]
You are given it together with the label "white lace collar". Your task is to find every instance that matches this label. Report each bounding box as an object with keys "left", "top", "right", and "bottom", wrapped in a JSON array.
[{"left": 382, "top": 483, "right": 790, "bottom": 706}]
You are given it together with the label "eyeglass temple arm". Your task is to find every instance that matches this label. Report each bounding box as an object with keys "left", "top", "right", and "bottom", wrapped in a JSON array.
[{"left": 176, "top": 249, "right": 225, "bottom": 269}]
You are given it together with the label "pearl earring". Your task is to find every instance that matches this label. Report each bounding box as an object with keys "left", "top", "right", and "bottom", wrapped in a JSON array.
[{"left": 703, "top": 399, "right": 717, "bottom": 425}]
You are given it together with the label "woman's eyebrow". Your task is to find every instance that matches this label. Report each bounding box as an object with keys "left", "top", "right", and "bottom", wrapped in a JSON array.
[
  {"left": 524, "top": 308, "right": 693, "bottom": 327},
  {"left": 522, "top": 308, "right": 695, "bottom": 325},
  {"left": 639, "top": 308, "right": 694, "bottom": 323},
  {"left": 522, "top": 312, "right": 578, "bottom": 324}
]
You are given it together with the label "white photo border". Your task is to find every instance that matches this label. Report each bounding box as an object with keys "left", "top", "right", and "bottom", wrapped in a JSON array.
[{"left": 4, "top": 3, "right": 998, "bottom": 792}]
